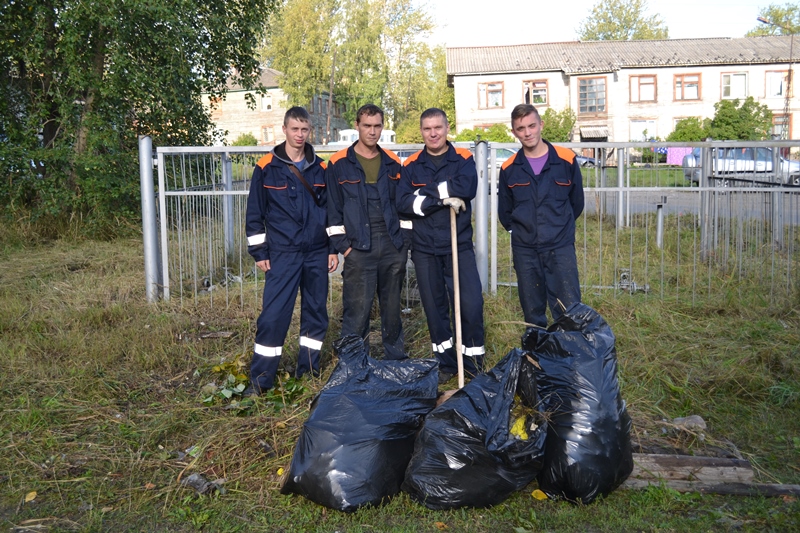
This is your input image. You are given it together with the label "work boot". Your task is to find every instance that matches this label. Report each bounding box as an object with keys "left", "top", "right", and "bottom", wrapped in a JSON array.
[{"left": 438, "top": 371, "right": 454, "bottom": 385}]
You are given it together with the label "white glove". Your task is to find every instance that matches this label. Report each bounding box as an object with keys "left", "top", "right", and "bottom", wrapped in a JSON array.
[{"left": 442, "top": 197, "right": 466, "bottom": 213}]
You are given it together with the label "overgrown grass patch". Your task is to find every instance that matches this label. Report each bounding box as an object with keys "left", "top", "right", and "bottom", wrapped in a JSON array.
[{"left": 1, "top": 236, "right": 798, "bottom": 531}]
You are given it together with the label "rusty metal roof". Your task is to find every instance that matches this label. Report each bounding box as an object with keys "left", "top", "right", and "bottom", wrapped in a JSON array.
[{"left": 446, "top": 36, "right": 795, "bottom": 76}]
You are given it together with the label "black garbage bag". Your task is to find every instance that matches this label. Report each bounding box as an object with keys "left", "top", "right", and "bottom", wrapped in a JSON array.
[
  {"left": 401, "top": 348, "right": 547, "bottom": 509},
  {"left": 522, "top": 302, "right": 633, "bottom": 505},
  {"left": 280, "top": 335, "right": 439, "bottom": 512}
]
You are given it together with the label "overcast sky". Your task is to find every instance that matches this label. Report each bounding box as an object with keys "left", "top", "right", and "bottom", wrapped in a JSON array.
[{"left": 426, "top": 0, "right": 776, "bottom": 47}]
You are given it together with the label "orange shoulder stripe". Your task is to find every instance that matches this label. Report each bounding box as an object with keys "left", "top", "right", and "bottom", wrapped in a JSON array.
[
  {"left": 455, "top": 147, "right": 473, "bottom": 160},
  {"left": 383, "top": 148, "right": 401, "bottom": 164},
  {"left": 257, "top": 153, "right": 273, "bottom": 169},
  {"left": 402, "top": 150, "right": 423, "bottom": 166},
  {"left": 329, "top": 148, "right": 348, "bottom": 165},
  {"left": 320, "top": 160, "right": 327, "bottom": 170},
  {"left": 554, "top": 145, "right": 576, "bottom": 164},
  {"left": 501, "top": 156, "right": 516, "bottom": 171}
]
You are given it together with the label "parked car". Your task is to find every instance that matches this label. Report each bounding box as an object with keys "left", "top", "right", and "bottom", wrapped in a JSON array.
[
  {"left": 575, "top": 154, "right": 599, "bottom": 167},
  {"left": 682, "top": 146, "right": 800, "bottom": 186},
  {"left": 395, "top": 149, "right": 418, "bottom": 163}
]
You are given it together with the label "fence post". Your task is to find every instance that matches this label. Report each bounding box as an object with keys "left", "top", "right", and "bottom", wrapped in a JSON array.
[
  {"left": 771, "top": 149, "right": 784, "bottom": 250},
  {"left": 474, "top": 140, "right": 489, "bottom": 292},
  {"left": 656, "top": 196, "right": 666, "bottom": 249},
  {"left": 617, "top": 147, "right": 626, "bottom": 229},
  {"left": 222, "top": 152, "right": 234, "bottom": 258},
  {"left": 699, "top": 145, "right": 712, "bottom": 260},
  {"left": 139, "top": 135, "right": 161, "bottom": 302}
]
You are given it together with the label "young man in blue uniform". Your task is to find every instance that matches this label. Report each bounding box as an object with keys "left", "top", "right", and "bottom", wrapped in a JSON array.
[
  {"left": 498, "top": 103, "right": 584, "bottom": 328},
  {"left": 397, "top": 108, "right": 485, "bottom": 384},
  {"left": 326, "top": 104, "right": 411, "bottom": 359},
  {"left": 245, "top": 106, "right": 339, "bottom": 394}
]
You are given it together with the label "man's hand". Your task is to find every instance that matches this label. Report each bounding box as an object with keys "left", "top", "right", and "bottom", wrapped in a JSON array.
[
  {"left": 256, "top": 259, "right": 270, "bottom": 273},
  {"left": 443, "top": 197, "right": 466, "bottom": 213},
  {"left": 328, "top": 254, "right": 339, "bottom": 272}
]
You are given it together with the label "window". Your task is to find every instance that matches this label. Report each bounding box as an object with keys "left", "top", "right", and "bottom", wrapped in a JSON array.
[
  {"left": 674, "top": 74, "right": 700, "bottom": 100},
  {"left": 478, "top": 82, "right": 504, "bottom": 108},
  {"left": 630, "top": 119, "right": 656, "bottom": 141},
  {"left": 722, "top": 72, "right": 747, "bottom": 99},
  {"left": 262, "top": 126, "right": 273, "bottom": 143},
  {"left": 772, "top": 114, "right": 790, "bottom": 139},
  {"left": 630, "top": 75, "right": 656, "bottom": 102},
  {"left": 766, "top": 71, "right": 790, "bottom": 98},
  {"left": 260, "top": 94, "right": 272, "bottom": 111},
  {"left": 523, "top": 80, "right": 548, "bottom": 105},
  {"left": 579, "top": 77, "right": 606, "bottom": 114}
]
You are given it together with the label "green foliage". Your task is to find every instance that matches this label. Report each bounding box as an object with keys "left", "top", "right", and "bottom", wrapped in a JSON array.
[
  {"left": 455, "top": 124, "right": 513, "bottom": 143},
  {"left": 666, "top": 117, "right": 709, "bottom": 142},
  {"left": 541, "top": 107, "right": 577, "bottom": 142},
  {"left": 263, "top": 0, "right": 339, "bottom": 107},
  {"left": 579, "top": 0, "right": 669, "bottom": 40},
  {"left": 231, "top": 133, "right": 259, "bottom": 146},
  {"left": 395, "top": 117, "right": 424, "bottom": 143},
  {"left": 706, "top": 97, "right": 773, "bottom": 140},
  {"left": 747, "top": 3, "right": 800, "bottom": 35},
  {"left": 261, "top": 0, "right": 438, "bottom": 128},
  {"left": 0, "top": 0, "right": 278, "bottom": 237}
]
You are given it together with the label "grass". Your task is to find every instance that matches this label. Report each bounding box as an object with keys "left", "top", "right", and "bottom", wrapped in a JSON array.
[{"left": 0, "top": 235, "right": 799, "bottom": 532}]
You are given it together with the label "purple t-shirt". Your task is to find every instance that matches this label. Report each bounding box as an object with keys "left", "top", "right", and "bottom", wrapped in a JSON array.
[{"left": 526, "top": 153, "right": 548, "bottom": 175}]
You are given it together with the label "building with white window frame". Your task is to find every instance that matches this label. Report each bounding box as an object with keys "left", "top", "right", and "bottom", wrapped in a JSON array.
[{"left": 446, "top": 36, "right": 796, "bottom": 142}]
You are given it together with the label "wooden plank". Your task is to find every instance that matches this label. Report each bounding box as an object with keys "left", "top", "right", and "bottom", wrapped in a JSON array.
[
  {"left": 630, "top": 453, "right": 754, "bottom": 484},
  {"left": 622, "top": 479, "right": 800, "bottom": 497}
]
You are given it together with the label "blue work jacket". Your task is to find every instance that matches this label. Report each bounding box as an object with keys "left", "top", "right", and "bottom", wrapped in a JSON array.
[
  {"left": 397, "top": 142, "right": 477, "bottom": 255},
  {"left": 245, "top": 142, "right": 330, "bottom": 262},
  {"left": 325, "top": 143, "right": 409, "bottom": 254},
  {"left": 498, "top": 140, "right": 584, "bottom": 252}
]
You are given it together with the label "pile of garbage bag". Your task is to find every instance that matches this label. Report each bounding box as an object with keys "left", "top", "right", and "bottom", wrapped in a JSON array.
[
  {"left": 522, "top": 302, "right": 633, "bottom": 504},
  {"left": 280, "top": 303, "right": 632, "bottom": 510},
  {"left": 280, "top": 335, "right": 439, "bottom": 512},
  {"left": 401, "top": 348, "right": 548, "bottom": 509}
]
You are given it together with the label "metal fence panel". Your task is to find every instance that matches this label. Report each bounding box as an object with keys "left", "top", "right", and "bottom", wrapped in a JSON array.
[{"left": 142, "top": 141, "right": 799, "bottom": 311}]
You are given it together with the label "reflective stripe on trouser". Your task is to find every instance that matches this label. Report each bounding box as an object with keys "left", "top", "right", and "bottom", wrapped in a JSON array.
[
  {"left": 251, "top": 249, "right": 329, "bottom": 391},
  {"left": 340, "top": 232, "right": 408, "bottom": 360},
  {"left": 411, "top": 248, "right": 485, "bottom": 376},
  {"left": 512, "top": 244, "right": 581, "bottom": 328}
]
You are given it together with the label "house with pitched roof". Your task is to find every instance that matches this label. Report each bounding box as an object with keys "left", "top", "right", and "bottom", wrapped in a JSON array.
[
  {"left": 204, "top": 67, "right": 349, "bottom": 146},
  {"left": 446, "top": 36, "right": 796, "bottom": 142}
]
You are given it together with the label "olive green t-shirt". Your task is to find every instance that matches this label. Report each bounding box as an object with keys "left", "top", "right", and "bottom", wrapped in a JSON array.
[{"left": 355, "top": 152, "right": 381, "bottom": 184}]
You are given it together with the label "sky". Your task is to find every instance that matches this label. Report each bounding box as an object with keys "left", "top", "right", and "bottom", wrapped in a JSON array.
[{"left": 426, "top": 0, "right": 776, "bottom": 47}]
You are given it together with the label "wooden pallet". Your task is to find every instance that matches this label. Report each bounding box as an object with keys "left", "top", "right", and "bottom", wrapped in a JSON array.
[{"left": 622, "top": 453, "right": 800, "bottom": 496}]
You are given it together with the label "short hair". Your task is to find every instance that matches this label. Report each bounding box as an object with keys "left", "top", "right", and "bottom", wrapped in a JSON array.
[
  {"left": 511, "top": 104, "right": 541, "bottom": 124},
  {"left": 420, "top": 108, "right": 448, "bottom": 127},
  {"left": 356, "top": 104, "right": 384, "bottom": 124},
  {"left": 284, "top": 106, "right": 311, "bottom": 126}
]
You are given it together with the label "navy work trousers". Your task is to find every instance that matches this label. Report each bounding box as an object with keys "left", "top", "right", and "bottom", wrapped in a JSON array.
[
  {"left": 512, "top": 244, "right": 581, "bottom": 328},
  {"left": 340, "top": 232, "right": 408, "bottom": 359},
  {"left": 411, "top": 248, "right": 485, "bottom": 376},
  {"left": 251, "top": 249, "right": 329, "bottom": 392}
]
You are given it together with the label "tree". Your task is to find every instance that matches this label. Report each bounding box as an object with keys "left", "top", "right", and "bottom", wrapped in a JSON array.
[
  {"left": 334, "top": 0, "right": 388, "bottom": 123},
  {"left": 666, "top": 117, "right": 709, "bottom": 142},
  {"left": 455, "top": 124, "right": 513, "bottom": 143},
  {"left": 578, "top": 0, "right": 668, "bottom": 41},
  {"left": 541, "top": 107, "right": 577, "bottom": 142},
  {"left": 1, "top": 0, "right": 277, "bottom": 236},
  {"left": 706, "top": 98, "right": 773, "bottom": 141},
  {"left": 378, "top": 0, "right": 435, "bottom": 126},
  {"left": 232, "top": 133, "right": 259, "bottom": 146},
  {"left": 262, "top": 0, "right": 339, "bottom": 107},
  {"left": 747, "top": 3, "right": 800, "bottom": 35}
]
